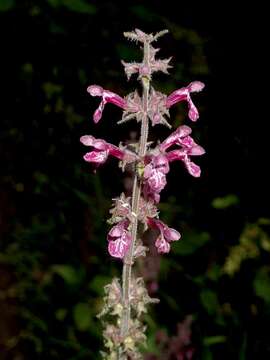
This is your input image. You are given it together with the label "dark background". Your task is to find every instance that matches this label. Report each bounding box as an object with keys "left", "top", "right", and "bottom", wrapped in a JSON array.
[{"left": 1, "top": 1, "right": 269, "bottom": 359}]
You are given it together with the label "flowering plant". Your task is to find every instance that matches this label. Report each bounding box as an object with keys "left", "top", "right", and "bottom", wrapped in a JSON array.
[{"left": 80, "top": 29, "right": 205, "bottom": 359}]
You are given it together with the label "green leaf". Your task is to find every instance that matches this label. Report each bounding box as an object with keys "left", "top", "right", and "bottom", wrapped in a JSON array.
[
  {"left": 55, "top": 308, "right": 67, "bottom": 321},
  {"left": 73, "top": 303, "right": 92, "bottom": 331},
  {"left": 62, "top": 0, "right": 96, "bottom": 14},
  {"left": 130, "top": 5, "right": 159, "bottom": 22},
  {"left": 253, "top": 267, "right": 270, "bottom": 303},
  {"left": 0, "top": 0, "right": 14, "bottom": 11},
  {"left": 200, "top": 289, "right": 219, "bottom": 315},
  {"left": 47, "top": 0, "right": 97, "bottom": 14},
  {"left": 173, "top": 231, "right": 210, "bottom": 255},
  {"left": 203, "top": 335, "right": 226, "bottom": 346},
  {"left": 72, "top": 189, "right": 91, "bottom": 204},
  {"left": 88, "top": 275, "right": 111, "bottom": 295},
  {"left": 239, "top": 334, "right": 247, "bottom": 360},
  {"left": 212, "top": 194, "right": 239, "bottom": 209},
  {"left": 52, "top": 265, "right": 79, "bottom": 286}
]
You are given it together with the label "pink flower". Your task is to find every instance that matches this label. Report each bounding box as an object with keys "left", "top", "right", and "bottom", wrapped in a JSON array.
[
  {"left": 143, "top": 183, "right": 161, "bottom": 204},
  {"left": 143, "top": 155, "right": 170, "bottom": 203},
  {"left": 107, "top": 220, "right": 131, "bottom": 259},
  {"left": 87, "top": 85, "right": 127, "bottom": 123},
  {"left": 166, "top": 81, "right": 205, "bottom": 122},
  {"left": 159, "top": 125, "right": 205, "bottom": 178},
  {"left": 80, "top": 135, "right": 124, "bottom": 166},
  {"left": 148, "top": 218, "right": 181, "bottom": 254},
  {"left": 166, "top": 150, "right": 201, "bottom": 177},
  {"left": 159, "top": 125, "right": 192, "bottom": 151}
]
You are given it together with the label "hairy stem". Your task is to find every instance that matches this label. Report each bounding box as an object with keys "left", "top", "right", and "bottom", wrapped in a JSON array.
[{"left": 119, "top": 40, "right": 150, "bottom": 351}]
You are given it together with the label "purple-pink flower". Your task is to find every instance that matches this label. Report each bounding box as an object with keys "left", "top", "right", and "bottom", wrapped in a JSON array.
[
  {"left": 87, "top": 85, "right": 127, "bottom": 123},
  {"left": 107, "top": 220, "right": 131, "bottom": 259},
  {"left": 166, "top": 81, "right": 205, "bottom": 122},
  {"left": 80, "top": 135, "right": 124, "bottom": 166},
  {"left": 143, "top": 154, "right": 170, "bottom": 204},
  {"left": 148, "top": 218, "right": 181, "bottom": 254},
  {"left": 159, "top": 125, "right": 205, "bottom": 178}
]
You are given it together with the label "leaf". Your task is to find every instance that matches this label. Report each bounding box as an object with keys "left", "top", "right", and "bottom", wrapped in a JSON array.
[
  {"left": 47, "top": 0, "right": 97, "bottom": 14},
  {"left": 88, "top": 275, "right": 111, "bottom": 295},
  {"left": 253, "top": 267, "right": 270, "bottom": 303},
  {"left": 72, "top": 189, "right": 91, "bottom": 204},
  {"left": 173, "top": 231, "right": 210, "bottom": 255},
  {"left": 239, "top": 334, "right": 247, "bottom": 360},
  {"left": 130, "top": 5, "right": 159, "bottom": 22},
  {"left": 200, "top": 289, "right": 219, "bottom": 315},
  {"left": 52, "top": 265, "right": 79, "bottom": 286},
  {"left": 55, "top": 308, "right": 67, "bottom": 321},
  {"left": 212, "top": 194, "right": 239, "bottom": 209},
  {"left": 73, "top": 303, "right": 92, "bottom": 331},
  {"left": 202, "top": 347, "right": 213, "bottom": 360},
  {"left": 203, "top": 335, "right": 226, "bottom": 346},
  {"left": 62, "top": 0, "right": 96, "bottom": 14},
  {"left": 0, "top": 0, "right": 14, "bottom": 11}
]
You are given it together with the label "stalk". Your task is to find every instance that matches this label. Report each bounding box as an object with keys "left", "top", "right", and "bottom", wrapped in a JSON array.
[{"left": 120, "top": 40, "right": 150, "bottom": 343}]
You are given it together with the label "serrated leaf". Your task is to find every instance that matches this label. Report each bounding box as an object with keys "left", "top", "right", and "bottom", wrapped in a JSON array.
[{"left": 73, "top": 303, "right": 91, "bottom": 331}]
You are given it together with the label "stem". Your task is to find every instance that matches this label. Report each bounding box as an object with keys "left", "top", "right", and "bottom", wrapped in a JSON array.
[{"left": 119, "top": 40, "right": 150, "bottom": 347}]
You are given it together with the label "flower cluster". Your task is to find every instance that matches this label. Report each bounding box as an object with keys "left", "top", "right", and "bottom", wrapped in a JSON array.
[
  {"left": 80, "top": 28, "right": 205, "bottom": 359},
  {"left": 80, "top": 29, "right": 205, "bottom": 260}
]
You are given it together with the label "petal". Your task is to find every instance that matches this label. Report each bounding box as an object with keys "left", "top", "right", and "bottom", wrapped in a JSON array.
[
  {"left": 152, "top": 155, "right": 170, "bottom": 174},
  {"left": 163, "top": 227, "right": 181, "bottom": 242},
  {"left": 166, "top": 87, "right": 188, "bottom": 108},
  {"left": 107, "top": 224, "right": 124, "bottom": 241},
  {"left": 155, "top": 236, "right": 170, "bottom": 254},
  {"left": 184, "top": 158, "right": 201, "bottom": 177},
  {"left": 143, "top": 183, "right": 160, "bottom": 204},
  {"left": 108, "top": 235, "right": 131, "bottom": 259},
  {"left": 166, "top": 149, "right": 186, "bottom": 162},
  {"left": 107, "top": 144, "right": 124, "bottom": 160},
  {"left": 147, "top": 169, "right": 167, "bottom": 192},
  {"left": 178, "top": 135, "right": 195, "bottom": 148},
  {"left": 107, "top": 220, "right": 129, "bottom": 242},
  {"left": 93, "top": 108, "right": 103, "bottom": 123},
  {"left": 104, "top": 90, "right": 126, "bottom": 108},
  {"left": 92, "top": 139, "right": 108, "bottom": 151},
  {"left": 159, "top": 125, "right": 192, "bottom": 151},
  {"left": 167, "top": 150, "right": 202, "bottom": 177},
  {"left": 188, "top": 81, "right": 205, "bottom": 93},
  {"left": 87, "top": 85, "right": 104, "bottom": 96},
  {"left": 83, "top": 150, "right": 108, "bottom": 164},
  {"left": 189, "top": 144, "right": 205, "bottom": 156},
  {"left": 144, "top": 164, "right": 153, "bottom": 179},
  {"left": 80, "top": 135, "right": 95, "bottom": 146},
  {"left": 187, "top": 95, "right": 199, "bottom": 122}
]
